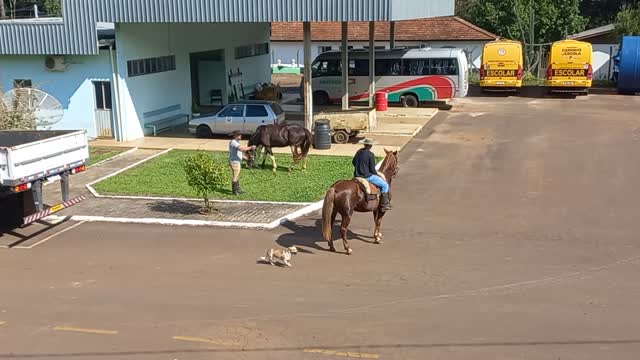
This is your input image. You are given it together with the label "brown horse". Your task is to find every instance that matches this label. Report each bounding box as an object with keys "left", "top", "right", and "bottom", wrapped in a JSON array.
[{"left": 321, "top": 149, "right": 399, "bottom": 255}]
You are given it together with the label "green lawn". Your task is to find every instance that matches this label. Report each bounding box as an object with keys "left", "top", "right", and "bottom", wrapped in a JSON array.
[
  {"left": 93, "top": 150, "right": 359, "bottom": 203},
  {"left": 89, "top": 147, "right": 127, "bottom": 166}
]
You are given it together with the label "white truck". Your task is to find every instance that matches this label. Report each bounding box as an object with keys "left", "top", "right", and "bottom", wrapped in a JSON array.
[{"left": 0, "top": 130, "right": 89, "bottom": 228}]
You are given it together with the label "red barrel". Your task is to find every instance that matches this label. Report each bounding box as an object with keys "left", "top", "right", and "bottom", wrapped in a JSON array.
[{"left": 375, "top": 91, "right": 388, "bottom": 112}]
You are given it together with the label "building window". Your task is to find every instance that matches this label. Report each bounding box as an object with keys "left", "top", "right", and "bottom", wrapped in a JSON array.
[
  {"left": 13, "top": 79, "right": 32, "bottom": 88},
  {"left": 338, "top": 46, "right": 354, "bottom": 51},
  {"left": 235, "top": 43, "right": 270, "bottom": 59},
  {"left": 319, "top": 46, "right": 333, "bottom": 53},
  {"left": 127, "top": 55, "right": 176, "bottom": 77},
  {"left": 93, "top": 81, "right": 112, "bottom": 110}
]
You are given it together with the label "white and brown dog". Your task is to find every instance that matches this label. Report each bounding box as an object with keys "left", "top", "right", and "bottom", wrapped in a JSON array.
[{"left": 258, "top": 246, "right": 298, "bottom": 267}]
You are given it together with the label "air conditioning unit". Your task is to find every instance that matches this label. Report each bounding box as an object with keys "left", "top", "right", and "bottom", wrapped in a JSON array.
[{"left": 45, "top": 56, "right": 66, "bottom": 72}]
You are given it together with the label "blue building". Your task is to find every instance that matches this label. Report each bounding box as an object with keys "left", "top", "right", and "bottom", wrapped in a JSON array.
[{"left": 0, "top": 0, "right": 453, "bottom": 141}]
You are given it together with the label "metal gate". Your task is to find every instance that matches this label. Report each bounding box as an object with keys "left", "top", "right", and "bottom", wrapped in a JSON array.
[{"left": 95, "top": 109, "right": 114, "bottom": 138}]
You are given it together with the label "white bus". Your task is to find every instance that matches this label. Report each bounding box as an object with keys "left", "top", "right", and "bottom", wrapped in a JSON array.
[{"left": 308, "top": 48, "right": 470, "bottom": 107}]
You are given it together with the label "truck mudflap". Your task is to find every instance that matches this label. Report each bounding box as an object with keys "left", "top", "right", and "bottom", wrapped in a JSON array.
[{"left": 22, "top": 195, "right": 85, "bottom": 226}]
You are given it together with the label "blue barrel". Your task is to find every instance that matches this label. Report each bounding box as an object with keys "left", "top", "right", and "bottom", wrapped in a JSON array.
[
  {"left": 618, "top": 36, "right": 640, "bottom": 95},
  {"left": 313, "top": 119, "right": 332, "bottom": 150}
]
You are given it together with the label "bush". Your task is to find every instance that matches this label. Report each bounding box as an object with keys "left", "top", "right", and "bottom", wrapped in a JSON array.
[
  {"left": 0, "top": 86, "right": 37, "bottom": 131},
  {"left": 182, "top": 153, "right": 226, "bottom": 213}
]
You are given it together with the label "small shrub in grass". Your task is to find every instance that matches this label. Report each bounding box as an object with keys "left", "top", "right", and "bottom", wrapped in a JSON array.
[{"left": 182, "top": 153, "right": 225, "bottom": 213}]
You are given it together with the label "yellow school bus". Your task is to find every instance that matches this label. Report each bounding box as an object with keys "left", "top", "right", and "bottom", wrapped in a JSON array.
[
  {"left": 546, "top": 40, "right": 593, "bottom": 95},
  {"left": 480, "top": 39, "right": 524, "bottom": 92}
]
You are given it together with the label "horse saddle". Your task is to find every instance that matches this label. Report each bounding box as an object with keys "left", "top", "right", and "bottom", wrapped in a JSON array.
[{"left": 354, "top": 172, "right": 387, "bottom": 201}]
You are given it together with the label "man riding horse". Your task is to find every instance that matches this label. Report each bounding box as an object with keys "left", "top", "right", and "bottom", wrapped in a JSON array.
[{"left": 353, "top": 138, "right": 392, "bottom": 211}]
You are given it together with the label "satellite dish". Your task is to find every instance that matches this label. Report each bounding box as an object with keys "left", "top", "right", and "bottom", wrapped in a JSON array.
[{"left": 2, "top": 88, "right": 64, "bottom": 129}]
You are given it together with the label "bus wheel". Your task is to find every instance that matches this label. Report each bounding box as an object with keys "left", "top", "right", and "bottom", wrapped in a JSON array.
[
  {"left": 332, "top": 130, "right": 350, "bottom": 144},
  {"left": 313, "top": 91, "right": 330, "bottom": 106},
  {"left": 402, "top": 94, "right": 419, "bottom": 108}
]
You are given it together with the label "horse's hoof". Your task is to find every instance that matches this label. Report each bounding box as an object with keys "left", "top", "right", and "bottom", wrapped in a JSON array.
[
  {"left": 329, "top": 247, "right": 337, "bottom": 252},
  {"left": 346, "top": 249, "right": 353, "bottom": 255},
  {"left": 375, "top": 240, "right": 383, "bottom": 245}
]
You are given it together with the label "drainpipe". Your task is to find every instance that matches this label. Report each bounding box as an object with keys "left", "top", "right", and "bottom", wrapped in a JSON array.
[{"left": 109, "top": 43, "right": 124, "bottom": 141}]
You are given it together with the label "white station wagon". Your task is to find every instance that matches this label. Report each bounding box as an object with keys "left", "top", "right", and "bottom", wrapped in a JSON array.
[{"left": 189, "top": 100, "right": 285, "bottom": 138}]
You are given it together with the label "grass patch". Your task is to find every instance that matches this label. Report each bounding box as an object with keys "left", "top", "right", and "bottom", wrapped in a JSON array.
[
  {"left": 92, "top": 150, "right": 363, "bottom": 203},
  {"left": 88, "top": 147, "right": 127, "bottom": 166}
]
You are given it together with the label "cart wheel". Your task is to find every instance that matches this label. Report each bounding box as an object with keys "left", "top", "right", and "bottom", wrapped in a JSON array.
[{"left": 332, "top": 130, "right": 350, "bottom": 144}]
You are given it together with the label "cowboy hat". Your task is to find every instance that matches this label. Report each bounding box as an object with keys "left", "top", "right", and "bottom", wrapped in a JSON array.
[
  {"left": 359, "top": 138, "right": 376, "bottom": 146},
  {"left": 228, "top": 130, "right": 242, "bottom": 137}
]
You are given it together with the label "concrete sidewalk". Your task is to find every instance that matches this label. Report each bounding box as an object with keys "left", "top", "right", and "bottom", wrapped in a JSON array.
[{"left": 91, "top": 108, "right": 437, "bottom": 157}]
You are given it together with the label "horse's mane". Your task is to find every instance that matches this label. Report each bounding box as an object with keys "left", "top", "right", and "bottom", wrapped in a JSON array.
[{"left": 379, "top": 151, "right": 399, "bottom": 180}]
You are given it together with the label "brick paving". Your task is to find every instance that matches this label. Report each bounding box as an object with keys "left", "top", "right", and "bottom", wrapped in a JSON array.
[
  {"left": 58, "top": 197, "right": 307, "bottom": 224},
  {"left": 43, "top": 148, "right": 308, "bottom": 225}
]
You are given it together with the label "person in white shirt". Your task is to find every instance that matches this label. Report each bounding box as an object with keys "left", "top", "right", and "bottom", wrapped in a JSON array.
[{"left": 229, "top": 130, "right": 256, "bottom": 195}]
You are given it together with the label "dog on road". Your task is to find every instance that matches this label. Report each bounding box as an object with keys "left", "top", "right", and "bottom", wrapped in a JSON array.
[{"left": 258, "top": 246, "right": 298, "bottom": 267}]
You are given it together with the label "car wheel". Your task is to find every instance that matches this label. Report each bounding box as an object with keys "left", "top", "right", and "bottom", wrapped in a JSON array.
[
  {"left": 401, "top": 94, "right": 419, "bottom": 108},
  {"left": 313, "top": 91, "right": 330, "bottom": 106},
  {"left": 332, "top": 130, "right": 349, "bottom": 144},
  {"left": 196, "top": 125, "right": 213, "bottom": 138}
]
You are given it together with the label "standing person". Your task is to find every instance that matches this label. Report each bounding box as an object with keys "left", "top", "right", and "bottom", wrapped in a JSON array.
[
  {"left": 352, "top": 138, "right": 392, "bottom": 211},
  {"left": 229, "top": 130, "right": 256, "bottom": 195}
]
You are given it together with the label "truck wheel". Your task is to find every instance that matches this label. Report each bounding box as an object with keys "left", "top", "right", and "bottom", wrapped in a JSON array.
[
  {"left": 332, "top": 130, "right": 350, "bottom": 144},
  {"left": 196, "top": 125, "right": 213, "bottom": 138},
  {"left": 401, "top": 94, "right": 419, "bottom": 108}
]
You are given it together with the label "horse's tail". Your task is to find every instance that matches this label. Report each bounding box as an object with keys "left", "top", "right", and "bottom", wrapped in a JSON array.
[{"left": 322, "top": 187, "right": 336, "bottom": 243}]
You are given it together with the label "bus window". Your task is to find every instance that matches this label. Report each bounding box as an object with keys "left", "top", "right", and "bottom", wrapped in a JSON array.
[
  {"left": 348, "top": 59, "right": 369, "bottom": 76},
  {"left": 312, "top": 60, "right": 341, "bottom": 78},
  {"left": 403, "top": 59, "right": 429, "bottom": 76},
  {"left": 376, "top": 59, "right": 403, "bottom": 76}
]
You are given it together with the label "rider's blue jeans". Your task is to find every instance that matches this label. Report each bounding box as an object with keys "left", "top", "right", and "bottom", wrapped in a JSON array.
[{"left": 367, "top": 175, "right": 389, "bottom": 193}]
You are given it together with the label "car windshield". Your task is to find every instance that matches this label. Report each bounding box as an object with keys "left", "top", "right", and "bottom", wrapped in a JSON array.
[
  {"left": 270, "top": 103, "right": 284, "bottom": 116},
  {"left": 218, "top": 105, "right": 244, "bottom": 117}
]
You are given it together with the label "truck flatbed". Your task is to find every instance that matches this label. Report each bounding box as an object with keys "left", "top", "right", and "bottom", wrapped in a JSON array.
[{"left": 0, "top": 130, "right": 77, "bottom": 148}]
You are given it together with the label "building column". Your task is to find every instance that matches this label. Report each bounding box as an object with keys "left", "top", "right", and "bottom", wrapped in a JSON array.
[
  {"left": 368, "top": 21, "right": 376, "bottom": 108},
  {"left": 341, "top": 21, "right": 349, "bottom": 110},
  {"left": 390, "top": 21, "right": 396, "bottom": 49},
  {"left": 303, "top": 21, "right": 313, "bottom": 130}
]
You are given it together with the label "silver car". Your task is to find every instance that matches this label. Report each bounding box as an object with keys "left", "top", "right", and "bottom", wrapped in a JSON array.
[{"left": 189, "top": 100, "right": 285, "bottom": 138}]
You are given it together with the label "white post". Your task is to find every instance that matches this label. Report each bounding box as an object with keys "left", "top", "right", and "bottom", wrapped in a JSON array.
[
  {"left": 303, "top": 22, "right": 314, "bottom": 131},
  {"left": 33, "top": 4, "right": 38, "bottom": 18},
  {"left": 369, "top": 21, "right": 376, "bottom": 108},
  {"left": 390, "top": 21, "right": 396, "bottom": 49},
  {"left": 341, "top": 22, "right": 349, "bottom": 110}
]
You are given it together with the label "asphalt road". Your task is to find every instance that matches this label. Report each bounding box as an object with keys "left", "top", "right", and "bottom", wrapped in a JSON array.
[{"left": 2, "top": 94, "right": 640, "bottom": 359}]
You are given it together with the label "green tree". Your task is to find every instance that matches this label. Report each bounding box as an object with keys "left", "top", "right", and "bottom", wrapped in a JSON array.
[
  {"left": 0, "top": 85, "right": 37, "bottom": 131},
  {"left": 1, "top": 0, "right": 61, "bottom": 18},
  {"left": 581, "top": 0, "right": 638, "bottom": 28},
  {"left": 615, "top": 3, "right": 640, "bottom": 37},
  {"left": 182, "top": 153, "right": 226, "bottom": 214},
  {"left": 463, "top": 0, "right": 587, "bottom": 44}
]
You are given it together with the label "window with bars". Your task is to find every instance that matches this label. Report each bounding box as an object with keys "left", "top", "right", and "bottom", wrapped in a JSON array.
[
  {"left": 235, "top": 43, "right": 270, "bottom": 59},
  {"left": 93, "top": 81, "right": 112, "bottom": 110},
  {"left": 127, "top": 55, "right": 176, "bottom": 77}
]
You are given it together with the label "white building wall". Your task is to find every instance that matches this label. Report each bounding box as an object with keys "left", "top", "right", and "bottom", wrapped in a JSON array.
[
  {"left": 116, "top": 22, "right": 271, "bottom": 140},
  {"left": 271, "top": 40, "right": 488, "bottom": 69},
  {"left": 592, "top": 44, "right": 619, "bottom": 81},
  {"left": 0, "top": 52, "right": 113, "bottom": 139}
]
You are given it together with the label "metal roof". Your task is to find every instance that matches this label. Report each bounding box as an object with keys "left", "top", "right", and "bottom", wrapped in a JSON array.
[
  {"left": 0, "top": 0, "right": 454, "bottom": 55},
  {"left": 568, "top": 24, "right": 615, "bottom": 40}
]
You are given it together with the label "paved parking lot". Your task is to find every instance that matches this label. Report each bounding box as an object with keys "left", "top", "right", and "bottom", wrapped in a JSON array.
[{"left": 1, "top": 94, "right": 640, "bottom": 359}]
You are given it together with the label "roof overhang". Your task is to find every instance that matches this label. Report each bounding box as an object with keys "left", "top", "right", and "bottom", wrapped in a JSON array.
[{"left": 0, "top": 0, "right": 454, "bottom": 55}]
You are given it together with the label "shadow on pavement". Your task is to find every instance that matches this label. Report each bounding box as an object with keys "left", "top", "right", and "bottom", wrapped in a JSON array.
[{"left": 276, "top": 219, "right": 375, "bottom": 255}]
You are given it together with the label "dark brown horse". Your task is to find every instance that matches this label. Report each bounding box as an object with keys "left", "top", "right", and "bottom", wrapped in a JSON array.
[
  {"left": 247, "top": 123, "right": 312, "bottom": 172},
  {"left": 321, "top": 149, "right": 399, "bottom": 255}
]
